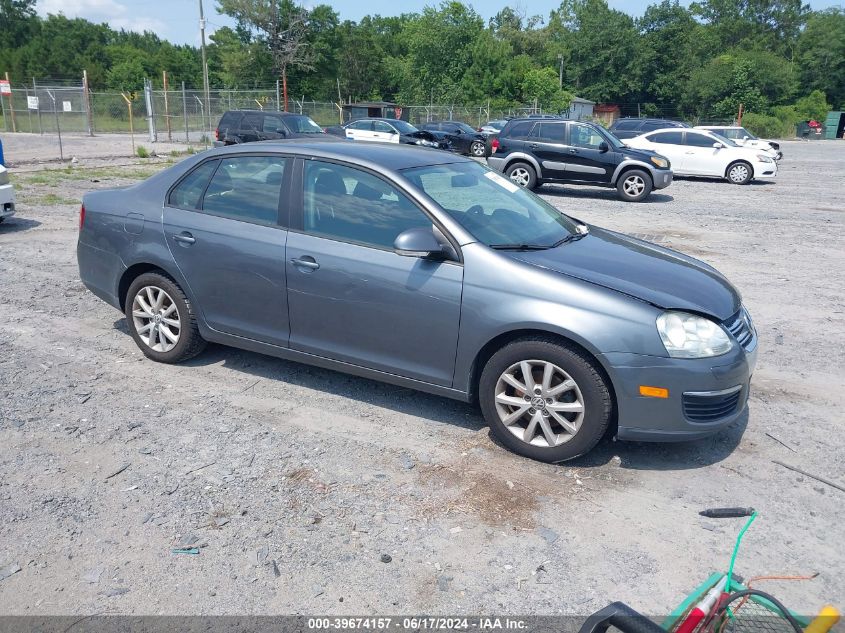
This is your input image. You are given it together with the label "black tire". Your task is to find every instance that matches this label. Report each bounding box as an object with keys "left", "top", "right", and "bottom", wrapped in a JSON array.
[
  {"left": 469, "top": 140, "right": 486, "bottom": 157},
  {"left": 726, "top": 161, "right": 753, "bottom": 185},
  {"left": 505, "top": 161, "right": 538, "bottom": 189},
  {"left": 125, "top": 272, "right": 206, "bottom": 363},
  {"left": 478, "top": 337, "right": 612, "bottom": 462},
  {"left": 616, "top": 169, "right": 653, "bottom": 202}
]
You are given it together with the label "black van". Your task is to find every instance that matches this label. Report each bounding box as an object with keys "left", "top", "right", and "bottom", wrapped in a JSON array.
[
  {"left": 213, "top": 110, "right": 327, "bottom": 146},
  {"left": 487, "top": 118, "right": 674, "bottom": 202}
]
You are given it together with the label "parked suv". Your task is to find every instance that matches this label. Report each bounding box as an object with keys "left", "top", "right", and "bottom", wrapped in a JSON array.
[
  {"left": 609, "top": 118, "right": 689, "bottom": 140},
  {"left": 487, "top": 118, "right": 673, "bottom": 202},
  {"left": 214, "top": 110, "right": 326, "bottom": 146}
]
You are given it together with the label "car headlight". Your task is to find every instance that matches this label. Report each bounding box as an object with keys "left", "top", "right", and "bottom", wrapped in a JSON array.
[
  {"left": 650, "top": 155, "right": 670, "bottom": 169},
  {"left": 0, "top": 171, "right": 9, "bottom": 186},
  {"left": 656, "top": 311, "right": 733, "bottom": 358},
  {"left": 416, "top": 139, "right": 436, "bottom": 147},
  {"left": 756, "top": 154, "right": 773, "bottom": 163}
]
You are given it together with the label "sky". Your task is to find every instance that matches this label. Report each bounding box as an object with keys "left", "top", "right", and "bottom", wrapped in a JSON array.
[{"left": 35, "top": 0, "right": 845, "bottom": 46}]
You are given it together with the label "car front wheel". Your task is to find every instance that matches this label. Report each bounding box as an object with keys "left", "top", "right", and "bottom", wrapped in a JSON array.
[
  {"left": 726, "top": 161, "right": 753, "bottom": 184},
  {"left": 470, "top": 140, "right": 486, "bottom": 157},
  {"left": 125, "top": 272, "right": 206, "bottom": 363},
  {"left": 479, "top": 338, "right": 612, "bottom": 462},
  {"left": 506, "top": 162, "right": 538, "bottom": 189},
  {"left": 616, "top": 169, "right": 653, "bottom": 202}
]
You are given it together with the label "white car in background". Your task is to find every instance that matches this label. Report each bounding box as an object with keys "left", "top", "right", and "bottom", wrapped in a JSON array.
[
  {"left": 626, "top": 128, "right": 777, "bottom": 184},
  {"left": 0, "top": 165, "right": 15, "bottom": 223},
  {"left": 696, "top": 125, "right": 782, "bottom": 160}
]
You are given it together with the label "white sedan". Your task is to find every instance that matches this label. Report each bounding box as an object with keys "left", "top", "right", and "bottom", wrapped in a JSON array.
[
  {"left": 696, "top": 125, "right": 782, "bottom": 160},
  {"left": 626, "top": 128, "right": 777, "bottom": 184},
  {"left": 0, "top": 165, "right": 15, "bottom": 223}
]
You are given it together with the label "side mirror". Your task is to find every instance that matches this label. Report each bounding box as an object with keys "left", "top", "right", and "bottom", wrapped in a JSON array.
[
  {"left": 276, "top": 128, "right": 289, "bottom": 137},
  {"left": 454, "top": 129, "right": 463, "bottom": 135},
  {"left": 598, "top": 141, "right": 609, "bottom": 153},
  {"left": 742, "top": 135, "right": 749, "bottom": 140},
  {"left": 712, "top": 142, "right": 724, "bottom": 149},
  {"left": 394, "top": 228, "right": 445, "bottom": 259}
]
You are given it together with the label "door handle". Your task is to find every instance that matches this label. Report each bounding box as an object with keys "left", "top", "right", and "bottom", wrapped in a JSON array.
[
  {"left": 529, "top": 143, "right": 539, "bottom": 149},
  {"left": 172, "top": 232, "right": 196, "bottom": 245},
  {"left": 685, "top": 151, "right": 695, "bottom": 154},
  {"left": 569, "top": 148, "right": 578, "bottom": 153},
  {"left": 290, "top": 257, "right": 320, "bottom": 270}
]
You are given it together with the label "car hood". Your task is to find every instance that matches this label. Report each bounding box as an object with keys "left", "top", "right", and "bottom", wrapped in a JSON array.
[
  {"left": 506, "top": 226, "right": 741, "bottom": 321},
  {"left": 618, "top": 144, "right": 664, "bottom": 162}
]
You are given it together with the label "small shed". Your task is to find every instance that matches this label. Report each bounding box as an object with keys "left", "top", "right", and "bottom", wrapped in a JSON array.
[
  {"left": 341, "top": 101, "right": 408, "bottom": 123},
  {"left": 593, "top": 104, "right": 621, "bottom": 126},
  {"left": 565, "top": 97, "right": 595, "bottom": 121},
  {"left": 823, "top": 111, "right": 845, "bottom": 139}
]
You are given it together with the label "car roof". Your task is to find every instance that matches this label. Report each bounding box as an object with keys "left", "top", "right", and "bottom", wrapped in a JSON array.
[
  {"left": 208, "top": 139, "right": 469, "bottom": 171},
  {"left": 222, "top": 110, "right": 304, "bottom": 117},
  {"left": 696, "top": 125, "right": 740, "bottom": 129}
]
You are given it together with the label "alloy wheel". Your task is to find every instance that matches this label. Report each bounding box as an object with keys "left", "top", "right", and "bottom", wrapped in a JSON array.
[
  {"left": 471, "top": 141, "right": 485, "bottom": 157},
  {"left": 623, "top": 174, "right": 646, "bottom": 197},
  {"left": 494, "top": 359, "right": 585, "bottom": 447},
  {"left": 131, "top": 285, "right": 181, "bottom": 353},
  {"left": 509, "top": 167, "right": 531, "bottom": 187},
  {"left": 729, "top": 164, "right": 749, "bottom": 183}
]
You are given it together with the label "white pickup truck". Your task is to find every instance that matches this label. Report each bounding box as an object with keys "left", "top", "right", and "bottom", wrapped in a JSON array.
[{"left": 0, "top": 165, "right": 15, "bottom": 223}]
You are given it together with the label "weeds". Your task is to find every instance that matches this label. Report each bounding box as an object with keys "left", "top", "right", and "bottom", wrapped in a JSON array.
[{"left": 136, "top": 146, "right": 150, "bottom": 158}]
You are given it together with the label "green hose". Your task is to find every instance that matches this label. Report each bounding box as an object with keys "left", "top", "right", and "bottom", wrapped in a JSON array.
[{"left": 726, "top": 511, "right": 758, "bottom": 594}]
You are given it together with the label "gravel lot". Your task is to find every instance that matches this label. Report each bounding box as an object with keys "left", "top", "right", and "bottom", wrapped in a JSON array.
[{"left": 0, "top": 136, "right": 843, "bottom": 619}]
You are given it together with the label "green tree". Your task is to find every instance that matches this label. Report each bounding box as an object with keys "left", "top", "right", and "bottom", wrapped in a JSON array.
[
  {"left": 797, "top": 9, "right": 845, "bottom": 108},
  {"left": 520, "top": 67, "right": 574, "bottom": 112},
  {"left": 548, "top": 0, "right": 641, "bottom": 102},
  {"left": 690, "top": 0, "right": 809, "bottom": 55}
]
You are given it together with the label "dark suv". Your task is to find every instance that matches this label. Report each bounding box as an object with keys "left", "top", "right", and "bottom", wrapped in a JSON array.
[
  {"left": 214, "top": 110, "right": 326, "bottom": 146},
  {"left": 487, "top": 118, "right": 673, "bottom": 202},
  {"left": 609, "top": 117, "right": 689, "bottom": 140}
]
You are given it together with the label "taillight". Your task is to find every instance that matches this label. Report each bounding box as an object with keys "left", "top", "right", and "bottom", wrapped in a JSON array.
[
  {"left": 215, "top": 129, "right": 220, "bottom": 140},
  {"left": 491, "top": 138, "right": 499, "bottom": 154},
  {"left": 79, "top": 204, "right": 85, "bottom": 231}
]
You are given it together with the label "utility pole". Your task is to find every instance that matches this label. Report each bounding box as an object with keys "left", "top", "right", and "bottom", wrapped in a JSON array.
[
  {"left": 198, "top": 0, "right": 211, "bottom": 135},
  {"left": 558, "top": 54, "right": 564, "bottom": 89}
]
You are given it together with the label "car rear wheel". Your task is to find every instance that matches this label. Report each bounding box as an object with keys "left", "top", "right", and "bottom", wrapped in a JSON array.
[
  {"left": 726, "top": 161, "right": 753, "bottom": 184},
  {"left": 479, "top": 338, "right": 612, "bottom": 462},
  {"left": 616, "top": 169, "right": 653, "bottom": 202},
  {"left": 470, "top": 141, "right": 486, "bottom": 157},
  {"left": 506, "top": 162, "right": 537, "bottom": 189},
  {"left": 125, "top": 272, "right": 206, "bottom": 363}
]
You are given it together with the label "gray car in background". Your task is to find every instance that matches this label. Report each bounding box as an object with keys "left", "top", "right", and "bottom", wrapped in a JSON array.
[{"left": 77, "top": 141, "right": 757, "bottom": 462}]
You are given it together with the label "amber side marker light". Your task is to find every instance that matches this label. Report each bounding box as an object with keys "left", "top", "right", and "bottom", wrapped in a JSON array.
[{"left": 639, "top": 385, "right": 669, "bottom": 398}]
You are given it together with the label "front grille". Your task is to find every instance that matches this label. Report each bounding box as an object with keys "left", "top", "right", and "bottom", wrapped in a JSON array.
[
  {"left": 683, "top": 388, "right": 743, "bottom": 422},
  {"left": 725, "top": 308, "right": 755, "bottom": 350}
]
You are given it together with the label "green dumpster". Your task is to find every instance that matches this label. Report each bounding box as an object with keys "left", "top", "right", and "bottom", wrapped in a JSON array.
[{"left": 824, "top": 111, "right": 845, "bottom": 139}]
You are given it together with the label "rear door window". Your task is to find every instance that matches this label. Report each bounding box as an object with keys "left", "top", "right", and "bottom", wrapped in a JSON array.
[
  {"left": 168, "top": 160, "right": 219, "bottom": 209},
  {"left": 505, "top": 121, "right": 535, "bottom": 140},
  {"left": 534, "top": 122, "right": 567, "bottom": 143},
  {"left": 201, "top": 155, "right": 287, "bottom": 226},
  {"left": 348, "top": 120, "right": 373, "bottom": 131},
  {"left": 648, "top": 131, "right": 684, "bottom": 144},
  {"left": 642, "top": 121, "right": 665, "bottom": 131},
  {"left": 262, "top": 114, "right": 287, "bottom": 133},
  {"left": 241, "top": 113, "right": 262, "bottom": 131}
]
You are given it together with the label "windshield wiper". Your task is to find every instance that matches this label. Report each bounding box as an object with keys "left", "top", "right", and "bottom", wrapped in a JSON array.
[
  {"left": 548, "top": 224, "right": 590, "bottom": 248},
  {"left": 489, "top": 243, "right": 550, "bottom": 251}
]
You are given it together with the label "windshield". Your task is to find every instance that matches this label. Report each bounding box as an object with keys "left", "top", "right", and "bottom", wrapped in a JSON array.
[
  {"left": 390, "top": 120, "right": 419, "bottom": 134},
  {"left": 403, "top": 162, "right": 578, "bottom": 248},
  {"left": 598, "top": 126, "right": 626, "bottom": 149},
  {"left": 709, "top": 132, "right": 739, "bottom": 147},
  {"left": 454, "top": 122, "right": 477, "bottom": 134},
  {"left": 286, "top": 115, "right": 324, "bottom": 134}
]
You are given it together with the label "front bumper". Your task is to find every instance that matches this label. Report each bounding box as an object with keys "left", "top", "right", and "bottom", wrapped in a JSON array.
[
  {"left": 602, "top": 342, "right": 757, "bottom": 442},
  {"left": 753, "top": 160, "right": 778, "bottom": 180},
  {"left": 653, "top": 170, "right": 673, "bottom": 190}
]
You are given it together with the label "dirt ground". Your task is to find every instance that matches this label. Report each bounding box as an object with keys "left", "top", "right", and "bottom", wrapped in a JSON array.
[{"left": 0, "top": 135, "right": 843, "bottom": 619}]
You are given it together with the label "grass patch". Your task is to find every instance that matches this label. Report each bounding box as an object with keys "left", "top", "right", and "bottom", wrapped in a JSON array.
[
  {"left": 136, "top": 145, "right": 151, "bottom": 158},
  {"left": 23, "top": 193, "right": 80, "bottom": 206},
  {"left": 16, "top": 163, "right": 169, "bottom": 187}
]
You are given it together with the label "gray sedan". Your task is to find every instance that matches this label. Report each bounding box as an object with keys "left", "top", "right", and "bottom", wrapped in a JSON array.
[{"left": 77, "top": 141, "right": 757, "bottom": 462}]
